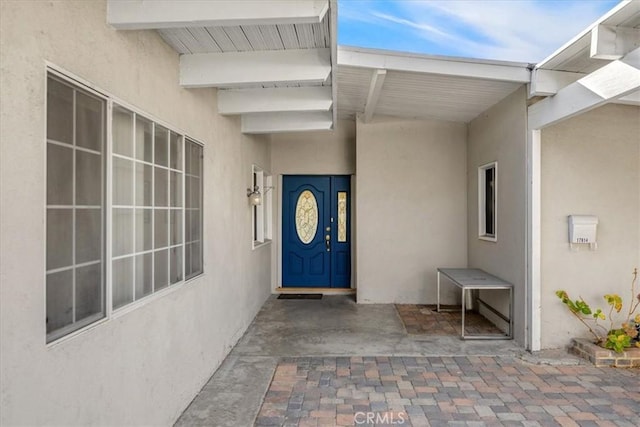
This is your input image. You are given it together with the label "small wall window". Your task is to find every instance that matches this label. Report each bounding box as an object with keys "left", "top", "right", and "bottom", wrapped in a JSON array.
[
  {"left": 478, "top": 161, "right": 497, "bottom": 241},
  {"left": 252, "top": 165, "right": 272, "bottom": 248}
]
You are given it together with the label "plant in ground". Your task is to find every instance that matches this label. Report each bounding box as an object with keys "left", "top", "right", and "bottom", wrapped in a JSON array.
[{"left": 556, "top": 268, "right": 639, "bottom": 353}]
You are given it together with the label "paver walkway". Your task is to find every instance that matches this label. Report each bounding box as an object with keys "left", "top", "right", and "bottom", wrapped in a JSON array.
[
  {"left": 255, "top": 356, "right": 639, "bottom": 426},
  {"left": 176, "top": 296, "right": 639, "bottom": 427}
]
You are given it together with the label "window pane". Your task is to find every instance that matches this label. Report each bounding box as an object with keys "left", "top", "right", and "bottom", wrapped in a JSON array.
[
  {"left": 76, "top": 91, "right": 103, "bottom": 152},
  {"left": 76, "top": 151, "right": 102, "bottom": 206},
  {"left": 135, "top": 116, "right": 153, "bottom": 163},
  {"left": 190, "top": 210, "right": 201, "bottom": 243},
  {"left": 169, "top": 132, "right": 182, "bottom": 170},
  {"left": 154, "top": 125, "right": 168, "bottom": 166},
  {"left": 154, "top": 167, "right": 168, "bottom": 207},
  {"left": 135, "top": 253, "right": 153, "bottom": 299},
  {"left": 170, "top": 171, "right": 182, "bottom": 207},
  {"left": 170, "top": 247, "right": 182, "bottom": 285},
  {"left": 113, "top": 208, "right": 134, "bottom": 256},
  {"left": 185, "top": 141, "right": 201, "bottom": 176},
  {"left": 185, "top": 244, "right": 192, "bottom": 278},
  {"left": 113, "top": 157, "right": 134, "bottom": 206},
  {"left": 75, "top": 263, "right": 103, "bottom": 320},
  {"left": 76, "top": 209, "right": 101, "bottom": 264},
  {"left": 112, "top": 257, "right": 133, "bottom": 309},
  {"left": 135, "top": 163, "right": 152, "bottom": 207},
  {"left": 154, "top": 209, "right": 168, "bottom": 249},
  {"left": 191, "top": 242, "right": 202, "bottom": 277},
  {"left": 170, "top": 210, "right": 182, "bottom": 245},
  {"left": 185, "top": 210, "right": 192, "bottom": 243},
  {"left": 154, "top": 249, "right": 168, "bottom": 290},
  {"left": 46, "top": 270, "right": 73, "bottom": 334},
  {"left": 135, "top": 209, "right": 153, "bottom": 252},
  {"left": 47, "top": 77, "right": 73, "bottom": 144},
  {"left": 47, "top": 144, "right": 73, "bottom": 205},
  {"left": 113, "top": 106, "right": 133, "bottom": 157},
  {"left": 47, "top": 209, "right": 73, "bottom": 270}
]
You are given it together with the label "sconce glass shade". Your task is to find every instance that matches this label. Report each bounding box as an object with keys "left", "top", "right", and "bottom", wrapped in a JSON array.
[{"left": 248, "top": 189, "right": 262, "bottom": 206}]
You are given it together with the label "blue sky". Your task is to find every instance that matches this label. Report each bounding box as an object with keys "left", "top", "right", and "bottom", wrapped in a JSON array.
[{"left": 338, "top": 0, "right": 621, "bottom": 63}]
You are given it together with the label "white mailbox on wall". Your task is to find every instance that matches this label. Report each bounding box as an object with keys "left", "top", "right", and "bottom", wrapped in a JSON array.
[{"left": 568, "top": 215, "right": 598, "bottom": 250}]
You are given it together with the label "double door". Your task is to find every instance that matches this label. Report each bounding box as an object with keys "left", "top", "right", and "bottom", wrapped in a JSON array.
[{"left": 282, "top": 176, "right": 350, "bottom": 288}]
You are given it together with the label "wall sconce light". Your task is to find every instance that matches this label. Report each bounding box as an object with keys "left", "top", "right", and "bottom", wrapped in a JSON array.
[
  {"left": 247, "top": 186, "right": 262, "bottom": 206},
  {"left": 246, "top": 185, "right": 274, "bottom": 206}
]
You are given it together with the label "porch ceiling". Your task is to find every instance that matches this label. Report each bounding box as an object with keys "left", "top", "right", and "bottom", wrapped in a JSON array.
[
  {"left": 107, "top": 0, "right": 337, "bottom": 134},
  {"left": 336, "top": 47, "right": 530, "bottom": 123}
]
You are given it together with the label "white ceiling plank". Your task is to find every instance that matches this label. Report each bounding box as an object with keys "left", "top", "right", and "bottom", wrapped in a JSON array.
[
  {"left": 590, "top": 25, "right": 640, "bottom": 60},
  {"left": 528, "top": 48, "right": 640, "bottom": 130},
  {"left": 218, "top": 87, "right": 332, "bottom": 115},
  {"left": 338, "top": 46, "right": 531, "bottom": 83},
  {"left": 241, "top": 111, "right": 333, "bottom": 133},
  {"left": 363, "top": 69, "right": 387, "bottom": 123},
  {"left": 180, "top": 48, "right": 331, "bottom": 88},
  {"left": 529, "top": 69, "right": 586, "bottom": 97},
  {"left": 107, "top": 0, "right": 329, "bottom": 30}
]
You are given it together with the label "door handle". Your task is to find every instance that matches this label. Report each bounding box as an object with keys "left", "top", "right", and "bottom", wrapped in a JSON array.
[{"left": 325, "top": 234, "right": 331, "bottom": 251}]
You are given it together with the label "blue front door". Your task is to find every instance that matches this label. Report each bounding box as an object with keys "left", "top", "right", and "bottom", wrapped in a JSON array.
[{"left": 282, "top": 175, "right": 351, "bottom": 288}]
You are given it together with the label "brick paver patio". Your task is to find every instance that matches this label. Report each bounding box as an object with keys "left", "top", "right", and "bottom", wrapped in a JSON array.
[{"left": 255, "top": 356, "right": 640, "bottom": 427}]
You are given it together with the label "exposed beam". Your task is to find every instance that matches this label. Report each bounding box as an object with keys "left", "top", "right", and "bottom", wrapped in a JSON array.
[
  {"left": 614, "top": 90, "right": 640, "bottom": 106},
  {"left": 363, "top": 69, "right": 387, "bottom": 123},
  {"left": 217, "top": 87, "right": 332, "bottom": 115},
  {"left": 107, "top": 0, "right": 328, "bottom": 30},
  {"left": 528, "top": 48, "right": 640, "bottom": 130},
  {"left": 241, "top": 112, "right": 333, "bottom": 134},
  {"left": 590, "top": 25, "right": 640, "bottom": 60},
  {"left": 180, "top": 49, "right": 331, "bottom": 88},
  {"left": 329, "top": 0, "right": 338, "bottom": 130},
  {"left": 529, "top": 69, "right": 585, "bottom": 97},
  {"left": 338, "top": 46, "right": 530, "bottom": 83}
]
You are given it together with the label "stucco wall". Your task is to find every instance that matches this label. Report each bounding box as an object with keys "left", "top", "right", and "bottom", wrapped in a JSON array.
[
  {"left": 270, "top": 120, "right": 356, "bottom": 288},
  {"left": 355, "top": 117, "right": 467, "bottom": 304},
  {"left": 0, "top": 1, "right": 271, "bottom": 425},
  {"left": 467, "top": 86, "right": 527, "bottom": 345},
  {"left": 540, "top": 104, "right": 640, "bottom": 349},
  {"left": 270, "top": 120, "right": 356, "bottom": 176}
]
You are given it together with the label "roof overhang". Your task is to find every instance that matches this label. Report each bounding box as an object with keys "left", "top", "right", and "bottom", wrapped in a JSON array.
[
  {"left": 336, "top": 46, "right": 531, "bottom": 123},
  {"left": 107, "top": 0, "right": 338, "bottom": 134},
  {"left": 528, "top": 0, "right": 640, "bottom": 129}
]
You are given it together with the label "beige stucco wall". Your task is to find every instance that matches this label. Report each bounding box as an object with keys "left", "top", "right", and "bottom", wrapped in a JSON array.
[
  {"left": 467, "top": 86, "right": 527, "bottom": 345},
  {"left": 269, "top": 120, "right": 356, "bottom": 288},
  {"left": 355, "top": 117, "right": 467, "bottom": 303},
  {"left": 270, "top": 120, "right": 356, "bottom": 176},
  {"left": 0, "top": 1, "right": 271, "bottom": 425},
  {"left": 540, "top": 104, "right": 640, "bottom": 349}
]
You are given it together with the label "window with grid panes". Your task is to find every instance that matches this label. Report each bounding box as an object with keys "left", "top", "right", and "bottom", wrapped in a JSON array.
[
  {"left": 46, "top": 75, "right": 106, "bottom": 342},
  {"left": 46, "top": 70, "right": 204, "bottom": 342}
]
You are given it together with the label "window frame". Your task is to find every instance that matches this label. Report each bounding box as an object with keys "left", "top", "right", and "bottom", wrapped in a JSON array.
[
  {"left": 45, "top": 65, "right": 204, "bottom": 345},
  {"left": 251, "top": 164, "right": 272, "bottom": 249},
  {"left": 478, "top": 161, "right": 498, "bottom": 242}
]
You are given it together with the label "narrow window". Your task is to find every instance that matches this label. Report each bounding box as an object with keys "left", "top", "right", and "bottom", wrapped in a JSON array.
[
  {"left": 46, "top": 75, "right": 106, "bottom": 342},
  {"left": 185, "top": 138, "right": 203, "bottom": 279},
  {"left": 252, "top": 165, "right": 272, "bottom": 248},
  {"left": 478, "top": 162, "right": 497, "bottom": 241}
]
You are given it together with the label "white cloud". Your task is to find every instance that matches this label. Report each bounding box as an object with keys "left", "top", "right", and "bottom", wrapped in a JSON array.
[{"left": 339, "top": 0, "right": 619, "bottom": 62}]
